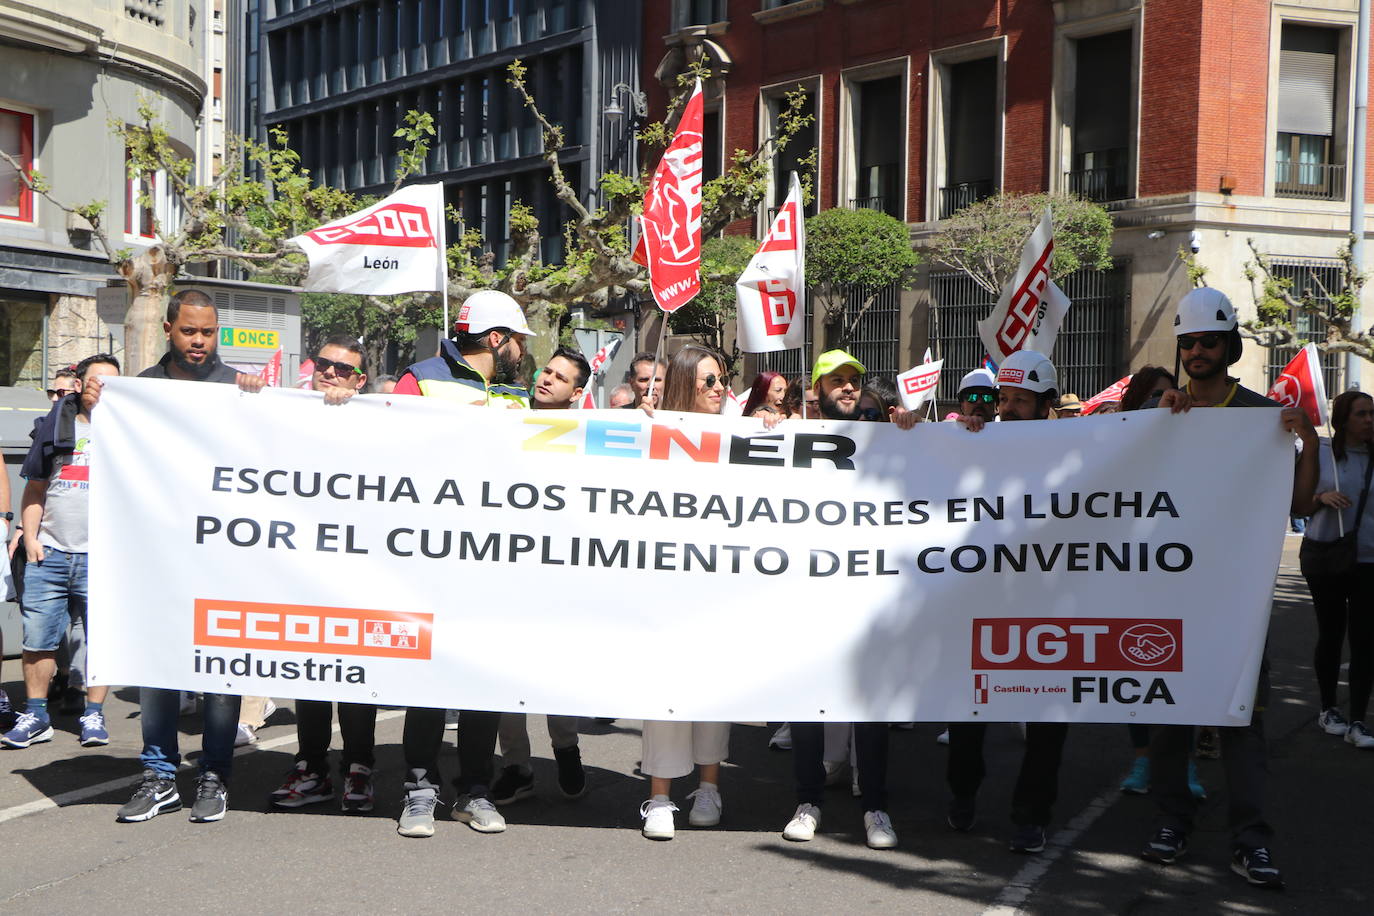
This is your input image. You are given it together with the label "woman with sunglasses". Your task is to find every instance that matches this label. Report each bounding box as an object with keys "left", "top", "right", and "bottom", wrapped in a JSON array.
[
  {"left": 635, "top": 345, "right": 739, "bottom": 840},
  {"left": 1299, "top": 389, "right": 1374, "bottom": 749}
]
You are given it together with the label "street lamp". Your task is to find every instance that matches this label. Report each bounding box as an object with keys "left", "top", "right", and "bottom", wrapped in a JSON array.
[{"left": 602, "top": 82, "right": 647, "bottom": 123}]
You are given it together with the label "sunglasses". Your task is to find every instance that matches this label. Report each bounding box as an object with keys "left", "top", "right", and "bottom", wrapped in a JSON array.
[
  {"left": 314, "top": 356, "right": 362, "bottom": 376},
  {"left": 698, "top": 373, "right": 726, "bottom": 389},
  {"left": 47, "top": 388, "right": 77, "bottom": 399},
  {"left": 1177, "top": 333, "right": 1223, "bottom": 351},
  {"left": 858, "top": 407, "right": 883, "bottom": 421},
  {"left": 960, "top": 392, "right": 996, "bottom": 404}
]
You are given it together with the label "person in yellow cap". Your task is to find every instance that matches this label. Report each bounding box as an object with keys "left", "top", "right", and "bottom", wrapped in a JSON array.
[{"left": 810, "top": 349, "right": 866, "bottom": 420}]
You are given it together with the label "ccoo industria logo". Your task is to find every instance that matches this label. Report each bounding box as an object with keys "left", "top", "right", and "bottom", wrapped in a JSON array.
[{"left": 194, "top": 599, "right": 433, "bottom": 660}]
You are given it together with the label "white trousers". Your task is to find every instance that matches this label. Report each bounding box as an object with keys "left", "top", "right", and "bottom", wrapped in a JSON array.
[{"left": 641, "top": 720, "right": 731, "bottom": 780}]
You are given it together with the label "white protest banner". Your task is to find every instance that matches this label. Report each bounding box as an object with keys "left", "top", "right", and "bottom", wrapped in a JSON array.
[
  {"left": 736, "top": 172, "right": 806, "bottom": 353},
  {"left": 977, "top": 208, "right": 1072, "bottom": 363},
  {"left": 90, "top": 380, "right": 1291, "bottom": 725},
  {"left": 896, "top": 359, "right": 943, "bottom": 410},
  {"left": 289, "top": 183, "right": 446, "bottom": 295}
]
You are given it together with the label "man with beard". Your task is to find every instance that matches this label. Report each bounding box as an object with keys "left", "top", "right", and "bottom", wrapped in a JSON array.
[
  {"left": 1139, "top": 287, "right": 1317, "bottom": 890},
  {"left": 942, "top": 349, "right": 1070, "bottom": 856},
  {"left": 391, "top": 290, "right": 537, "bottom": 840},
  {"left": 121, "top": 290, "right": 262, "bottom": 825},
  {"left": 393, "top": 289, "right": 534, "bottom": 407},
  {"left": 781, "top": 348, "right": 901, "bottom": 850},
  {"left": 531, "top": 347, "right": 590, "bottom": 410}
]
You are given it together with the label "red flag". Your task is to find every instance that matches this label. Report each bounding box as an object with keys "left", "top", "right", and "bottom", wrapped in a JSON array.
[
  {"left": 1267, "top": 343, "right": 1329, "bottom": 426},
  {"left": 259, "top": 348, "right": 283, "bottom": 387},
  {"left": 579, "top": 388, "right": 596, "bottom": 410},
  {"left": 1082, "top": 374, "right": 1132, "bottom": 415},
  {"left": 295, "top": 358, "right": 314, "bottom": 389},
  {"left": 633, "top": 80, "right": 704, "bottom": 312}
]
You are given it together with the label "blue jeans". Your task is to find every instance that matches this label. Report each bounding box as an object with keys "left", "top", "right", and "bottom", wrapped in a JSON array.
[
  {"left": 20, "top": 547, "right": 87, "bottom": 652},
  {"left": 139, "top": 687, "right": 241, "bottom": 781}
]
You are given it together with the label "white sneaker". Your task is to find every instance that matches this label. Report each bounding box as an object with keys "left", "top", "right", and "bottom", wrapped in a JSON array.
[
  {"left": 687, "top": 783, "right": 722, "bottom": 827},
  {"left": 1319, "top": 707, "right": 1350, "bottom": 736},
  {"left": 1346, "top": 721, "right": 1374, "bottom": 749},
  {"left": 783, "top": 803, "right": 821, "bottom": 841},
  {"left": 864, "top": 810, "right": 898, "bottom": 849},
  {"left": 262, "top": 699, "right": 278, "bottom": 722},
  {"left": 452, "top": 793, "right": 506, "bottom": 833},
  {"left": 234, "top": 723, "right": 256, "bottom": 747},
  {"left": 936, "top": 728, "right": 950, "bottom": 745},
  {"left": 640, "top": 798, "right": 678, "bottom": 840},
  {"left": 769, "top": 723, "right": 792, "bottom": 750}
]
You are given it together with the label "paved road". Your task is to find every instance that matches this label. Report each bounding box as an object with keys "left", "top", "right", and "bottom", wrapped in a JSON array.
[{"left": 1, "top": 538, "right": 1371, "bottom": 914}]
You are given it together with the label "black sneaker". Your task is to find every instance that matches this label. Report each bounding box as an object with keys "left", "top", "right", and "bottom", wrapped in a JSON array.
[
  {"left": 1009, "top": 823, "right": 1046, "bottom": 854},
  {"left": 1232, "top": 846, "right": 1284, "bottom": 889},
  {"left": 189, "top": 771, "right": 228, "bottom": 823},
  {"left": 0, "top": 689, "right": 16, "bottom": 732},
  {"left": 554, "top": 745, "right": 587, "bottom": 799},
  {"left": 947, "top": 796, "right": 976, "bottom": 832},
  {"left": 490, "top": 765, "right": 535, "bottom": 806},
  {"left": 116, "top": 770, "right": 182, "bottom": 822},
  {"left": 1142, "top": 826, "right": 1188, "bottom": 864},
  {"left": 59, "top": 685, "right": 85, "bottom": 716}
]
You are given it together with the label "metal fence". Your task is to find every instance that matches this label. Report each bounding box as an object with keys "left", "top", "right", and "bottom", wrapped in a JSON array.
[
  {"left": 757, "top": 292, "right": 813, "bottom": 381},
  {"left": 754, "top": 280, "right": 902, "bottom": 383},
  {"left": 929, "top": 264, "right": 1127, "bottom": 406},
  {"left": 1264, "top": 257, "right": 1346, "bottom": 395}
]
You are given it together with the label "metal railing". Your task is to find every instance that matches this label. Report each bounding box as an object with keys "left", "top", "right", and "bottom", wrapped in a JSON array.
[
  {"left": 848, "top": 195, "right": 886, "bottom": 211},
  {"left": 1265, "top": 257, "right": 1346, "bottom": 394},
  {"left": 939, "top": 179, "right": 995, "bottom": 219},
  {"left": 1064, "top": 164, "right": 1129, "bottom": 203},
  {"left": 930, "top": 264, "right": 1127, "bottom": 409},
  {"left": 1274, "top": 161, "right": 1346, "bottom": 201}
]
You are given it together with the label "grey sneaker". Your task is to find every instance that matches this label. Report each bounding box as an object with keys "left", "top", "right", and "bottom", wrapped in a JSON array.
[
  {"left": 188, "top": 771, "right": 228, "bottom": 823},
  {"left": 452, "top": 793, "right": 506, "bottom": 833},
  {"left": 397, "top": 769, "right": 439, "bottom": 838},
  {"left": 116, "top": 769, "right": 181, "bottom": 822}
]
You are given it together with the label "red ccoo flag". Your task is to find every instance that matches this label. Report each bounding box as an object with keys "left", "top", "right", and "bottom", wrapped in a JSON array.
[
  {"left": 1267, "top": 343, "right": 1329, "bottom": 427},
  {"left": 1082, "top": 374, "right": 1132, "bottom": 415},
  {"left": 259, "top": 348, "right": 283, "bottom": 387},
  {"left": 633, "top": 80, "right": 704, "bottom": 313}
]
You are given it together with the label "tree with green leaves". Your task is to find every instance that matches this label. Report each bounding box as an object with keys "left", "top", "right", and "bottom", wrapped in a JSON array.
[
  {"left": 1238, "top": 236, "right": 1371, "bottom": 362},
  {"left": 926, "top": 192, "right": 1114, "bottom": 297},
  {"left": 805, "top": 207, "right": 921, "bottom": 348}
]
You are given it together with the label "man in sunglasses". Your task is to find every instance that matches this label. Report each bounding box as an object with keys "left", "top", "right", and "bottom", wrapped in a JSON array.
[
  {"left": 943, "top": 349, "right": 1071, "bottom": 856},
  {"left": 1137, "top": 287, "right": 1318, "bottom": 890},
  {"left": 953, "top": 368, "right": 998, "bottom": 425},
  {"left": 393, "top": 289, "right": 534, "bottom": 408},
  {"left": 310, "top": 335, "right": 369, "bottom": 405},
  {"left": 390, "top": 289, "right": 538, "bottom": 840},
  {"left": 48, "top": 367, "right": 79, "bottom": 403}
]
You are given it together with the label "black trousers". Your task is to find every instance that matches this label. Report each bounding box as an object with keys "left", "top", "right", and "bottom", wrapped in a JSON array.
[
  {"left": 791, "top": 723, "right": 889, "bottom": 813},
  {"left": 947, "top": 722, "right": 1068, "bottom": 827},
  {"left": 295, "top": 699, "right": 378, "bottom": 773},
  {"left": 1150, "top": 655, "right": 1273, "bottom": 849},
  {"left": 402, "top": 706, "right": 500, "bottom": 796},
  {"left": 1304, "top": 563, "right": 1374, "bottom": 721}
]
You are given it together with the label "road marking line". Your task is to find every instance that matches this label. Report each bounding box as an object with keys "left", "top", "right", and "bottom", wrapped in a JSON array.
[
  {"left": 981, "top": 784, "right": 1120, "bottom": 915},
  {"left": 0, "top": 708, "right": 405, "bottom": 825}
]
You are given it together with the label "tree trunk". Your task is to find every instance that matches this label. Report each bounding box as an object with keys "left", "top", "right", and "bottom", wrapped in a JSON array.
[
  {"left": 119, "top": 246, "right": 177, "bottom": 374},
  {"left": 526, "top": 300, "right": 559, "bottom": 367}
]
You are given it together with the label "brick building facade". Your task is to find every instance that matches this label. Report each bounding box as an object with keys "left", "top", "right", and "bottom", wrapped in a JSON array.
[{"left": 644, "top": 0, "right": 1374, "bottom": 400}]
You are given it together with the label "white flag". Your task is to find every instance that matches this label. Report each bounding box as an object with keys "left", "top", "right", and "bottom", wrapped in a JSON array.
[
  {"left": 977, "top": 208, "right": 1072, "bottom": 363},
  {"left": 290, "top": 183, "right": 447, "bottom": 295},
  {"left": 896, "top": 359, "right": 944, "bottom": 410},
  {"left": 736, "top": 173, "right": 806, "bottom": 353}
]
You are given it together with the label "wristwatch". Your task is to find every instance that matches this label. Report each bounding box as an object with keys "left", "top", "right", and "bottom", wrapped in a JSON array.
[{"left": 0, "top": 512, "right": 11, "bottom": 521}]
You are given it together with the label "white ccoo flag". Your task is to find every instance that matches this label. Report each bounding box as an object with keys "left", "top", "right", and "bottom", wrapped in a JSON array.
[
  {"left": 896, "top": 359, "right": 944, "bottom": 410},
  {"left": 976, "top": 208, "right": 1071, "bottom": 363},
  {"left": 290, "top": 183, "right": 447, "bottom": 295},
  {"left": 736, "top": 172, "right": 807, "bottom": 353}
]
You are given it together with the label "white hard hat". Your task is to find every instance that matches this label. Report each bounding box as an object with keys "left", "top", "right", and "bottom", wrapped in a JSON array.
[
  {"left": 455, "top": 290, "right": 537, "bottom": 337},
  {"left": 957, "top": 368, "right": 996, "bottom": 392},
  {"left": 995, "top": 349, "right": 1058, "bottom": 394},
  {"left": 1173, "top": 287, "right": 1236, "bottom": 335}
]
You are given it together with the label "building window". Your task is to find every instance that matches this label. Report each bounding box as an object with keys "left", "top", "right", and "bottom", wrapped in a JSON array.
[
  {"left": 939, "top": 57, "right": 998, "bottom": 219},
  {"left": 844, "top": 73, "right": 903, "bottom": 219},
  {"left": 674, "top": 0, "right": 728, "bottom": 28},
  {"left": 125, "top": 149, "right": 157, "bottom": 239},
  {"left": 1265, "top": 258, "right": 1345, "bottom": 393},
  {"left": 0, "top": 107, "right": 34, "bottom": 222},
  {"left": 761, "top": 83, "right": 818, "bottom": 230},
  {"left": 1276, "top": 24, "right": 1344, "bottom": 201},
  {"left": 702, "top": 106, "right": 723, "bottom": 187},
  {"left": 1066, "top": 31, "right": 1133, "bottom": 203}
]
